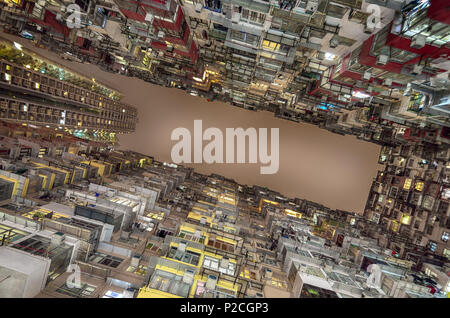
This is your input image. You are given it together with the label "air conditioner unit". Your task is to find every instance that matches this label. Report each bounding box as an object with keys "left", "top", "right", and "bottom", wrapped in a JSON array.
[
  {"left": 131, "top": 254, "right": 141, "bottom": 267},
  {"left": 232, "top": 13, "right": 240, "bottom": 23},
  {"left": 376, "top": 54, "right": 389, "bottom": 65},
  {"left": 383, "top": 78, "right": 393, "bottom": 86},
  {"left": 363, "top": 71, "right": 372, "bottom": 80},
  {"left": 145, "top": 13, "right": 154, "bottom": 23},
  {"left": 220, "top": 257, "right": 229, "bottom": 269},
  {"left": 195, "top": 3, "right": 203, "bottom": 13},
  {"left": 306, "top": 0, "right": 318, "bottom": 12},
  {"left": 264, "top": 268, "right": 273, "bottom": 279},
  {"left": 411, "top": 64, "right": 423, "bottom": 76},
  {"left": 178, "top": 242, "right": 186, "bottom": 253},
  {"left": 190, "top": 20, "right": 198, "bottom": 29},
  {"left": 206, "top": 275, "right": 218, "bottom": 290},
  {"left": 183, "top": 269, "right": 195, "bottom": 284},
  {"left": 411, "top": 34, "right": 426, "bottom": 49},
  {"left": 157, "top": 31, "right": 165, "bottom": 38},
  {"left": 51, "top": 232, "right": 65, "bottom": 246}
]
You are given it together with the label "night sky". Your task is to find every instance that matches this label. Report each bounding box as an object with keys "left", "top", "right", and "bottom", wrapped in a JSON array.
[{"left": 3, "top": 33, "right": 383, "bottom": 214}]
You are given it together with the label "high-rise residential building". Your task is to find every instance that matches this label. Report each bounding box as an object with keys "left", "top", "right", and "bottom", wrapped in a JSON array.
[{"left": 0, "top": 38, "right": 138, "bottom": 143}]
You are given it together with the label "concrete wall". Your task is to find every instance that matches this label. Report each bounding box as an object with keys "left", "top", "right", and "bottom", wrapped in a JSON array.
[
  {"left": 98, "top": 242, "right": 131, "bottom": 259},
  {"left": 263, "top": 285, "right": 292, "bottom": 298},
  {"left": 0, "top": 247, "right": 51, "bottom": 298}
]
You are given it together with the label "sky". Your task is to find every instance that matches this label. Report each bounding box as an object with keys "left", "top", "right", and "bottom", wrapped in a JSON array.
[{"left": 4, "top": 33, "right": 382, "bottom": 214}]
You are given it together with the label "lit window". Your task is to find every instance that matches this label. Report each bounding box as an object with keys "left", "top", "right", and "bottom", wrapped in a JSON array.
[
  {"left": 442, "top": 232, "right": 449, "bottom": 242},
  {"left": 324, "top": 52, "right": 337, "bottom": 60},
  {"left": 444, "top": 248, "right": 450, "bottom": 259},
  {"left": 401, "top": 214, "right": 411, "bottom": 225},
  {"left": 391, "top": 221, "right": 399, "bottom": 232},
  {"left": 403, "top": 178, "right": 412, "bottom": 190},
  {"left": 262, "top": 40, "right": 280, "bottom": 51},
  {"left": 415, "top": 182, "right": 424, "bottom": 191},
  {"left": 428, "top": 241, "right": 437, "bottom": 252}
]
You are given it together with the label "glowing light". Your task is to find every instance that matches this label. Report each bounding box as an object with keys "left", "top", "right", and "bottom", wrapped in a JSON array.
[
  {"left": 13, "top": 42, "right": 22, "bottom": 51},
  {"left": 352, "top": 91, "right": 370, "bottom": 99},
  {"left": 324, "top": 52, "right": 336, "bottom": 60}
]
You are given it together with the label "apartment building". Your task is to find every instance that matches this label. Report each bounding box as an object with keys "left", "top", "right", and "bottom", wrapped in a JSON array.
[{"left": 0, "top": 37, "right": 138, "bottom": 142}]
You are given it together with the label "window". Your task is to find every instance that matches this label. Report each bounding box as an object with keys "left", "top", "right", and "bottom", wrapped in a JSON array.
[
  {"left": 288, "top": 263, "right": 297, "bottom": 285},
  {"left": 403, "top": 178, "right": 412, "bottom": 190},
  {"left": 167, "top": 246, "right": 201, "bottom": 266},
  {"left": 149, "top": 270, "right": 191, "bottom": 297},
  {"left": 415, "top": 236, "right": 422, "bottom": 245},
  {"left": 203, "top": 255, "right": 235, "bottom": 275},
  {"left": 89, "top": 252, "right": 123, "bottom": 268},
  {"left": 401, "top": 214, "right": 411, "bottom": 225},
  {"left": 56, "top": 282, "right": 96, "bottom": 298},
  {"left": 391, "top": 221, "right": 399, "bottom": 232},
  {"left": 444, "top": 248, "right": 450, "bottom": 259},
  {"left": 428, "top": 241, "right": 437, "bottom": 252},
  {"left": 230, "top": 30, "right": 260, "bottom": 46},
  {"left": 415, "top": 181, "right": 424, "bottom": 192},
  {"left": 442, "top": 232, "right": 449, "bottom": 242}
]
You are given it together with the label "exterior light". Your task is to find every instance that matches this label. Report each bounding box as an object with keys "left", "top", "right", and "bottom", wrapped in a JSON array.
[
  {"left": 352, "top": 91, "right": 370, "bottom": 99},
  {"left": 13, "top": 42, "right": 22, "bottom": 51},
  {"left": 324, "top": 52, "right": 336, "bottom": 60}
]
